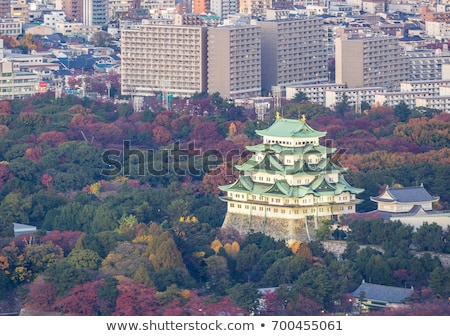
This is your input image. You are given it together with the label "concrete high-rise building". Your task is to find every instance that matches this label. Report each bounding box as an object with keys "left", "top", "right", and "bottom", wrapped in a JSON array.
[
  {"left": 62, "top": 0, "right": 84, "bottom": 22},
  {"left": 83, "top": 0, "right": 108, "bottom": 26},
  {"left": 121, "top": 17, "right": 207, "bottom": 97},
  {"left": 207, "top": 21, "right": 261, "bottom": 99},
  {"left": 0, "top": 0, "right": 10, "bottom": 18},
  {"left": 335, "top": 35, "right": 410, "bottom": 89},
  {"left": 210, "top": 0, "right": 238, "bottom": 19},
  {"left": 256, "top": 12, "right": 328, "bottom": 92},
  {"left": 193, "top": 0, "right": 209, "bottom": 14},
  {"left": 10, "top": 0, "right": 29, "bottom": 23},
  {"left": 239, "top": 0, "right": 271, "bottom": 18}
]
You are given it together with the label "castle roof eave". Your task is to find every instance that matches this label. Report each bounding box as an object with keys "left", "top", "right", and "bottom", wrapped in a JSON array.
[{"left": 255, "top": 118, "right": 327, "bottom": 139}]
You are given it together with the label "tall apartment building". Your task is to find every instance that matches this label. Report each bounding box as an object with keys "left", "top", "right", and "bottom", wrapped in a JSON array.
[
  {"left": 10, "top": 0, "right": 29, "bottom": 23},
  {"left": 83, "top": 0, "right": 108, "bottom": 26},
  {"left": 239, "top": 0, "right": 271, "bottom": 18},
  {"left": 121, "top": 17, "right": 207, "bottom": 97},
  {"left": 210, "top": 0, "right": 238, "bottom": 19},
  {"left": 193, "top": 0, "right": 209, "bottom": 14},
  {"left": 256, "top": 12, "right": 328, "bottom": 92},
  {"left": 335, "top": 35, "right": 409, "bottom": 89},
  {"left": 207, "top": 21, "right": 261, "bottom": 99},
  {"left": 407, "top": 49, "right": 450, "bottom": 81},
  {"left": 62, "top": 0, "right": 84, "bottom": 22},
  {"left": 0, "top": 0, "right": 10, "bottom": 18}
]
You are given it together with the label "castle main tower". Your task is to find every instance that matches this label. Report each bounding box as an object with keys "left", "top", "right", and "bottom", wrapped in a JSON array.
[{"left": 219, "top": 114, "right": 364, "bottom": 242}]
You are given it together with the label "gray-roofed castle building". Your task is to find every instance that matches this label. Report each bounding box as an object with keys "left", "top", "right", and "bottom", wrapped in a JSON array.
[
  {"left": 350, "top": 280, "right": 414, "bottom": 311},
  {"left": 369, "top": 184, "right": 450, "bottom": 229}
]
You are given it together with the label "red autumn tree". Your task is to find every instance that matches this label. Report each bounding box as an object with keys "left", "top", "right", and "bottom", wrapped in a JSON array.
[
  {"left": 24, "top": 276, "right": 58, "bottom": 312},
  {"left": 41, "top": 230, "right": 84, "bottom": 256},
  {"left": 37, "top": 131, "right": 68, "bottom": 147},
  {"left": 113, "top": 277, "right": 161, "bottom": 316},
  {"left": 53, "top": 280, "right": 105, "bottom": 315}
]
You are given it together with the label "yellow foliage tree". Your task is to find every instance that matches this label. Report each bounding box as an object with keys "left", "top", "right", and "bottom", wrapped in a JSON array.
[
  {"left": 228, "top": 122, "right": 237, "bottom": 138},
  {"left": 290, "top": 241, "right": 301, "bottom": 255},
  {"left": 133, "top": 234, "right": 153, "bottom": 244},
  {"left": 211, "top": 239, "right": 223, "bottom": 254},
  {"left": 224, "top": 241, "right": 240, "bottom": 258},
  {"left": 89, "top": 182, "right": 102, "bottom": 195}
]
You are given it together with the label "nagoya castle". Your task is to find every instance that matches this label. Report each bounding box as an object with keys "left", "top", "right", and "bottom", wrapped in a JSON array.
[{"left": 219, "top": 113, "right": 364, "bottom": 243}]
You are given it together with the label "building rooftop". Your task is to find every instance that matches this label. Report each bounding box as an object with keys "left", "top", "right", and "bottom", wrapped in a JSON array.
[
  {"left": 350, "top": 281, "right": 414, "bottom": 304},
  {"left": 255, "top": 117, "right": 327, "bottom": 139},
  {"left": 371, "top": 185, "right": 440, "bottom": 203}
]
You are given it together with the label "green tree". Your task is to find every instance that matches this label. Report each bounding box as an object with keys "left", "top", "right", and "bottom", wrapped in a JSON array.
[
  {"left": 335, "top": 93, "right": 351, "bottom": 116},
  {"left": 293, "top": 267, "right": 335, "bottom": 308},
  {"left": 412, "top": 222, "right": 446, "bottom": 253},
  {"left": 227, "top": 282, "right": 261, "bottom": 314},
  {"left": 46, "top": 260, "right": 92, "bottom": 295},
  {"left": 292, "top": 91, "right": 309, "bottom": 102},
  {"left": 261, "top": 255, "right": 310, "bottom": 287},
  {"left": 24, "top": 243, "right": 64, "bottom": 274},
  {"left": 204, "top": 254, "right": 230, "bottom": 290},
  {"left": 66, "top": 248, "right": 102, "bottom": 269},
  {"left": 394, "top": 101, "right": 411, "bottom": 122},
  {"left": 235, "top": 243, "right": 262, "bottom": 281},
  {"left": 315, "top": 219, "right": 333, "bottom": 241},
  {"left": 101, "top": 241, "right": 153, "bottom": 278},
  {"left": 429, "top": 267, "right": 450, "bottom": 298}
]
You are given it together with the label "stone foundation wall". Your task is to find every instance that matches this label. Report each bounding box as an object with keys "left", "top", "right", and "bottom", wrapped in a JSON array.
[{"left": 222, "top": 213, "right": 329, "bottom": 242}]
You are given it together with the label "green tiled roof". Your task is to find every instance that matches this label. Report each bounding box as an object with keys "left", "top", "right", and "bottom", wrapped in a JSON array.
[
  {"left": 255, "top": 118, "right": 327, "bottom": 138},
  {"left": 236, "top": 153, "right": 347, "bottom": 176},
  {"left": 246, "top": 143, "right": 336, "bottom": 155},
  {"left": 219, "top": 174, "right": 364, "bottom": 198}
]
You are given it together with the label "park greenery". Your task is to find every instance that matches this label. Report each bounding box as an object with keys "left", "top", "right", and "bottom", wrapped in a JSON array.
[{"left": 0, "top": 92, "right": 449, "bottom": 315}]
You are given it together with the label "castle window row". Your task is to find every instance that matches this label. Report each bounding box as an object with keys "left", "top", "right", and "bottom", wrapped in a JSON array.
[{"left": 228, "top": 202, "right": 353, "bottom": 214}]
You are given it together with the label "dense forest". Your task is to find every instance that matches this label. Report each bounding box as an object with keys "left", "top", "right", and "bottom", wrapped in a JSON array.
[{"left": 0, "top": 93, "right": 449, "bottom": 316}]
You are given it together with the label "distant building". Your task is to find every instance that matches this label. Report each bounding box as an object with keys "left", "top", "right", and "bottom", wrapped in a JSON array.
[
  {"left": 335, "top": 35, "right": 409, "bottom": 89},
  {"left": 62, "top": 0, "right": 84, "bottom": 22},
  {"left": 121, "top": 17, "right": 207, "bottom": 97},
  {"left": 207, "top": 20, "right": 261, "bottom": 99},
  {"left": 83, "top": 0, "right": 108, "bottom": 26},
  {"left": 13, "top": 223, "right": 37, "bottom": 237},
  {"left": 286, "top": 83, "right": 346, "bottom": 104},
  {"left": 368, "top": 184, "right": 450, "bottom": 228},
  {"left": 210, "top": 0, "right": 238, "bottom": 19},
  {"left": 406, "top": 49, "right": 450, "bottom": 81},
  {"left": 10, "top": 0, "right": 29, "bottom": 23},
  {"left": 256, "top": 11, "right": 328, "bottom": 92},
  {"left": 371, "top": 184, "right": 439, "bottom": 215},
  {"left": 0, "top": 18, "right": 21, "bottom": 36},
  {"left": 0, "top": 60, "right": 38, "bottom": 99},
  {"left": 0, "top": 0, "right": 10, "bottom": 19},
  {"left": 325, "top": 86, "right": 387, "bottom": 108}
]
